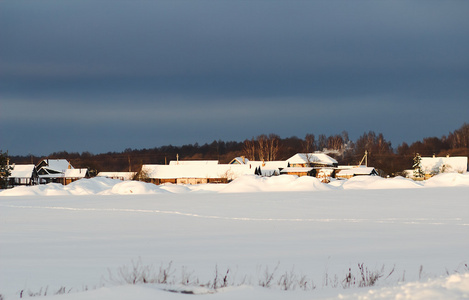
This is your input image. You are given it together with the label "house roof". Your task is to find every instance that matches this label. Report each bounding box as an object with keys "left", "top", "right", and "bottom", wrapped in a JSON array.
[
  {"left": 37, "top": 159, "right": 73, "bottom": 172},
  {"left": 247, "top": 161, "right": 288, "bottom": 170},
  {"left": 421, "top": 156, "right": 468, "bottom": 173},
  {"left": 280, "top": 167, "right": 314, "bottom": 173},
  {"left": 64, "top": 169, "right": 88, "bottom": 178},
  {"left": 287, "top": 153, "right": 338, "bottom": 166},
  {"left": 169, "top": 160, "right": 219, "bottom": 166},
  {"left": 9, "top": 164, "right": 36, "bottom": 178},
  {"left": 229, "top": 157, "right": 287, "bottom": 169},
  {"left": 38, "top": 168, "right": 88, "bottom": 179},
  {"left": 336, "top": 166, "right": 377, "bottom": 176},
  {"left": 229, "top": 157, "right": 250, "bottom": 164}
]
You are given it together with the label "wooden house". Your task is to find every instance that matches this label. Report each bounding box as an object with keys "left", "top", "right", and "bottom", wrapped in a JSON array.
[
  {"left": 335, "top": 166, "right": 378, "bottom": 180},
  {"left": 8, "top": 164, "right": 38, "bottom": 186},
  {"left": 37, "top": 159, "right": 89, "bottom": 185},
  {"left": 421, "top": 155, "right": 468, "bottom": 177},
  {"left": 280, "top": 167, "right": 314, "bottom": 177},
  {"left": 286, "top": 153, "right": 338, "bottom": 168},
  {"left": 142, "top": 161, "right": 253, "bottom": 185},
  {"left": 281, "top": 153, "right": 338, "bottom": 179}
]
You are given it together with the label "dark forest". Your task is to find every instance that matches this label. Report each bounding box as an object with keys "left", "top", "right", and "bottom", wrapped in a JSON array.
[{"left": 8, "top": 123, "right": 469, "bottom": 177}]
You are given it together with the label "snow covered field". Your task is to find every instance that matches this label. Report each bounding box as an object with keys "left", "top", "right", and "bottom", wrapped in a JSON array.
[{"left": 1, "top": 174, "right": 469, "bottom": 299}]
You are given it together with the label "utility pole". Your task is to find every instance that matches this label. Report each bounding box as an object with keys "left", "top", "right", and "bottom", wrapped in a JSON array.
[{"left": 359, "top": 150, "right": 368, "bottom": 167}]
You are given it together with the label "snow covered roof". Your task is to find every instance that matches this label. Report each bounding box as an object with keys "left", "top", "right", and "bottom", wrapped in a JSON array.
[
  {"left": 37, "top": 159, "right": 73, "bottom": 172},
  {"left": 229, "top": 157, "right": 250, "bottom": 164},
  {"left": 421, "top": 156, "right": 468, "bottom": 174},
  {"left": 39, "top": 168, "right": 88, "bottom": 179},
  {"left": 143, "top": 164, "right": 253, "bottom": 180},
  {"left": 169, "top": 160, "right": 219, "bottom": 166},
  {"left": 229, "top": 157, "right": 287, "bottom": 170},
  {"left": 246, "top": 161, "right": 288, "bottom": 170},
  {"left": 9, "top": 164, "right": 36, "bottom": 178},
  {"left": 280, "top": 167, "right": 314, "bottom": 173},
  {"left": 287, "top": 153, "right": 338, "bottom": 166},
  {"left": 97, "top": 172, "right": 137, "bottom": 180},
  {"left": 336, "top": 166, "right": 377, "bottom": 176},
  {"left": 64, "top": 169, "right": 88, "bottom": 179}
]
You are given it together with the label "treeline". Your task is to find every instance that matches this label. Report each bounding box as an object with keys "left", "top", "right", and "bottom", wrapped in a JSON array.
[{"left": 9, "top": 123, "right": 469, "bottom": 177}]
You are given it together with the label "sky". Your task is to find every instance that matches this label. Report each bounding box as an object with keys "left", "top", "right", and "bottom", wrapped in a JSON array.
[{"left": 1, "top": 0, "right": 469, "bottom": 156}]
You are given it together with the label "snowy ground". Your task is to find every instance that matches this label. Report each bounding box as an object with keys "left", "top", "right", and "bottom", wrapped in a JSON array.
[{"left": 1, "top": 174, "right": 468, "bottom": 299}]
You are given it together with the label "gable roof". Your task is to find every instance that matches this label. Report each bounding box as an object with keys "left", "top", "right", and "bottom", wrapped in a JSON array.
[
  {"left": 37, "top": 159, "right": 73, "bottom": 172},
  {"left": 287, "top": 153, "right": 338, "bottom": 166},
  {"left": 9, "top": 164, "right": 37, "bottom": 178},
  {"left": 229, "top": 157, "right": 250, "bottom": 164}
]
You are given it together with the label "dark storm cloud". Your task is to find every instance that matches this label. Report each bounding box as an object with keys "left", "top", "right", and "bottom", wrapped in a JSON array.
[{"left": 1, "top": 0, "right": 469, "bottom": 155}]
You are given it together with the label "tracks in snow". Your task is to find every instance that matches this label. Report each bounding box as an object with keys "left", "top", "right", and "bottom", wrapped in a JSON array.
[{"left": 1, "top": 204, "right": 468, "bottom": 226}]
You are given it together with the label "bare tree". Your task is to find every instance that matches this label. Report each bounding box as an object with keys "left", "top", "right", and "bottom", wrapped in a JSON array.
[
  {"left": 303, "top": 134, "right": 315, "bottom": 153},
  {"left": 267, "top": 134, "right": 280, "bottom": 161},
  {"left": 257, "top": 134, "right": 268, "bottom": 161},
  {"left": 327, "top": 135, "right": 344, "bottom": 151},
  {"left": 243, "top": 138, "right": 256, "bottom": 161},
  {"left": 317, "top": 134, "right": 327, "bottom": 151}
]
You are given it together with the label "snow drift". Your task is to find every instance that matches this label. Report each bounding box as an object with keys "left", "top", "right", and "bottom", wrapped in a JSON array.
[{"left": 1, "top": 173, "right": 469, "bottom": 196}]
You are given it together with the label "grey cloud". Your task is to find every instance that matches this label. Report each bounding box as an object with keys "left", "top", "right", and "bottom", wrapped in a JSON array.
[{"left": 1, "top": 0, "right": 469, "bottom": 155}]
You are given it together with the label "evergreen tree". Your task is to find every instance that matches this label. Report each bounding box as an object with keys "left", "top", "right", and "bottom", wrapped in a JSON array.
[
  {"left": 413, "top": 153, "right": 423, "bottom": 178},
  {"left": 0, "top": 151, "right": 12, "bottom": 189}
]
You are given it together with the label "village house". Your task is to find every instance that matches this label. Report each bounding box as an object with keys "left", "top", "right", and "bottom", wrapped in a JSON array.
[
  {"left": 280, "top": 153, "right": 338, "bottom": 181},
  {"left": 421, "top": 155, "right": 468, "bottom": 175},
  {"left": 36, "top": 159, "right": 89, "bottom": 185},
  {"left": 405, "top": 155, "right": 468, "bottom": 180},
  {"left": 8, "top": 164, "right": 39, "bottom": 186},
  {"left": 335, "top": 166, "right": 379, "bottom": 180},
  {"left": 141, "top": 160, "right": 254, "bottom": 185}
]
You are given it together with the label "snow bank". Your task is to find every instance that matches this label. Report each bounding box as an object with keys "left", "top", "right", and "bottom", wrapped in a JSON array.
[
  {"left": 2, "top": 173, "right": 469, "bottom": 197},
  {"left": 424, "top": 173, "right": 469, "bottom": 187},
  {"left": 219, "top": 175, "right": 332, "bottom": 193},
  {"left": 337, "top": 273, "right": 469, "bottom": 300},
  {"left": 10, "top": 274, "right": 469, "bottom": 300},
  {"left": 339, "top": 176, "right": 423, "bottom": 190},
  {"left": 105, "top": 181, "right": 169, "bottom": 195}
]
